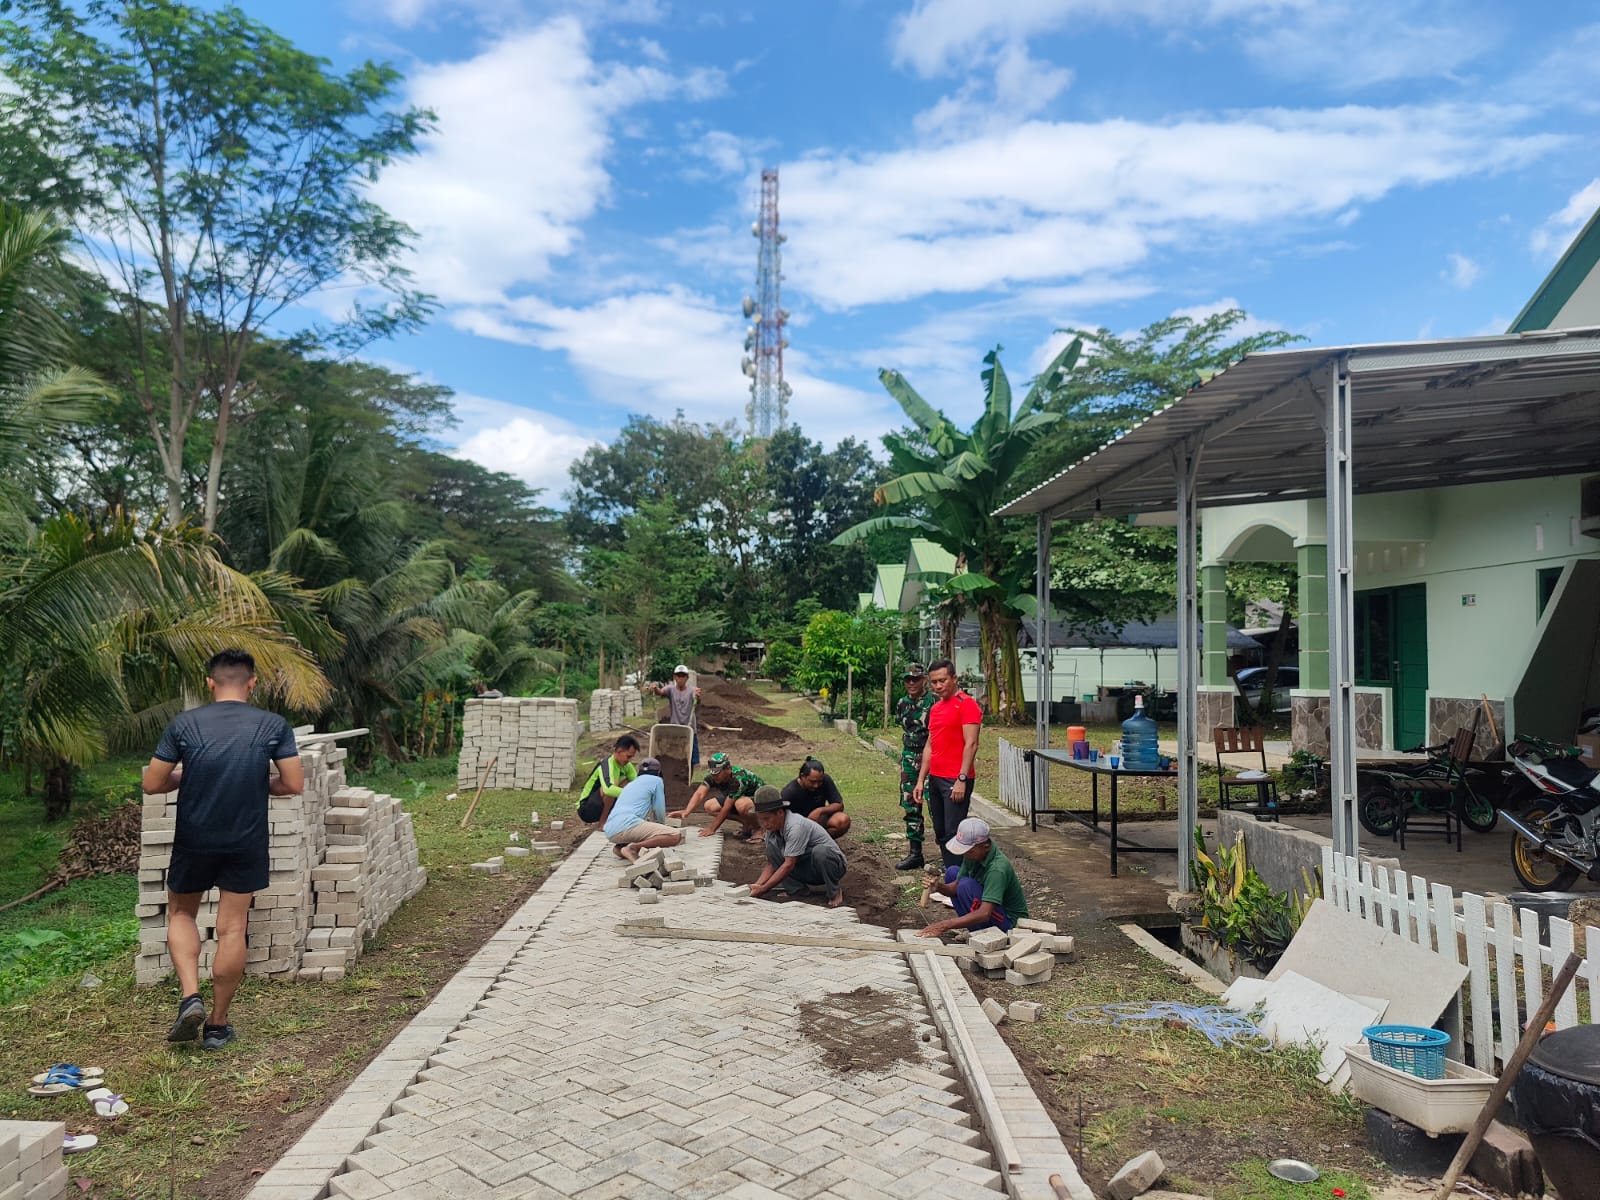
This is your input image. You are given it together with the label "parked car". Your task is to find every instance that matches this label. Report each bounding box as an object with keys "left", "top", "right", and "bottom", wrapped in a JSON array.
[{"left": 1235, "top": 666, "right": 1298, "bottom": 714}]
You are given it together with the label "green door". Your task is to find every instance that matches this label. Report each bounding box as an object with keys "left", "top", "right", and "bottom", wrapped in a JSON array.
[{"left": 1392, "top": 584, "right": 1429, "bottom": 750}]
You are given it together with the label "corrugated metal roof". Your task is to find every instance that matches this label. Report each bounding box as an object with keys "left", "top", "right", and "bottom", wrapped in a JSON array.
[{"left": 996, "top": 328, "right": 1600, "bottom": 520}]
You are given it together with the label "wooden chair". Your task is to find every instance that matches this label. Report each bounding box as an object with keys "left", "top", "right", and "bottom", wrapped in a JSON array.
[
  {"left": 1215, "top": 726, "right": 1280, "bottom": 821},
  {"left": 1396, "top": 714, "right": 1478, "bottom": 852}
]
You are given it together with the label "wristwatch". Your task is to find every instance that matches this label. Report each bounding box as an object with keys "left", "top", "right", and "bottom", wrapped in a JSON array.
[{"left": 957, "top": 773, "right": 969, "bottom": 783}]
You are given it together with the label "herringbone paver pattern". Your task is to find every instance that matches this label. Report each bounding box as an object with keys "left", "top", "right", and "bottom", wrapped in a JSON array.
[{"left": 326, "top": 835, "right": 1004, "bottom": 1199}]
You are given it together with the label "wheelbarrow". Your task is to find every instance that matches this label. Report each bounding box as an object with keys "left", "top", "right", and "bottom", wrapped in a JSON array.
[{"left": 647, "top": 723, "right": 694, "bottom": 763}]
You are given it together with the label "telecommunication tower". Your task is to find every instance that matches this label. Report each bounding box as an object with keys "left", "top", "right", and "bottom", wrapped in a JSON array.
[{"left": 740, "top": 167, "right": 790, "bottom": 437}]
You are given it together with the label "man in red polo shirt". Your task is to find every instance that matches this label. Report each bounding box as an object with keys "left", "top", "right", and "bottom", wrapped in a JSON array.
[{"left": 913, "top": 658, "right": 983, "bottom": 870}]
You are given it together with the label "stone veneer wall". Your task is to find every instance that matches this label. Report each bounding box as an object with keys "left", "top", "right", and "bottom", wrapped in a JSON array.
[
  {"left": 587, "top": 686, "right": 643, "bottom": 732},
  {"left": 1430, "top": 696, "right": 1506, "bottom": 759},
  {"left": 457, "top": 696, "right": 580, "bottom": 792},
  {"left": 136, "top": 733, "right": 427, "bottom": 985},
  {"left": 1291, "top": 692, "right": 1386, "bottom": 756}
]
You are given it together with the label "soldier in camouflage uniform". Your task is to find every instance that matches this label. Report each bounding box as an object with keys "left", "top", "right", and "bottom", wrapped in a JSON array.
[
  {"left": 894, "top": 662, "right": 936, "bottom": 870},
  {"left": 672, "top": 751, "right": 766, "bottom": 840}
]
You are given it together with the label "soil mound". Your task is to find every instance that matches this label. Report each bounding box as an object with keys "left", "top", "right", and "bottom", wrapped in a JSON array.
[{"left": 797, "top": 985, "right": 921, "bottom": 1073}]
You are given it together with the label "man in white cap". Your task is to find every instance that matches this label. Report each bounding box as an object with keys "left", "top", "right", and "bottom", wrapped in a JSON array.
[
  {"left": 916, "top": 817, "right": 1028, "bottom": 938},
  {"left": 645, "top": 665, "right": 701, "bottom": 767}
]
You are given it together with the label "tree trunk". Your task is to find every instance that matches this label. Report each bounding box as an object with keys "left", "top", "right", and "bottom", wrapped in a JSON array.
[
  {"left": 976, "top": 599, "right": 1026, "bottom": 723},
  {"left": 43, "top": 760, "right": 74, "bottom": 823},
  {"left": 1251, "top": 606, "right": 1295, "bottom": 723}
]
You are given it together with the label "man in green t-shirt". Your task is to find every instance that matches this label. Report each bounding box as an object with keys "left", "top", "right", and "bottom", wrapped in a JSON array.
[
  {"left": 916, "top": 817, "right": 1028, "bottom": 937},
  {"left": 672, "top": 751, "right": 765, "bottom": 840},
  {"left": 576, "top": 734, "right": 640, "bottom": 825}
]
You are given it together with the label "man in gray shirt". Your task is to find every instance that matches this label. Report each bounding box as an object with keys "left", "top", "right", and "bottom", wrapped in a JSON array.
[
  {"left": 645, "top": 664, "right": 701, "bottom": 766},
  {"left": 749, "top": 786, "right": 847, "bottom": 908}
]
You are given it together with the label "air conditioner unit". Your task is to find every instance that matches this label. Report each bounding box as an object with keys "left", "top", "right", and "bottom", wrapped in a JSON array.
[{"left": 1583, "top": 475, "right": 1600, "bottom": 539}]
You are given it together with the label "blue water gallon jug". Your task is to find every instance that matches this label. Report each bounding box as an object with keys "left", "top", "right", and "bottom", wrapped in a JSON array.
[{"left": 1120, "top": 696, "right": 1160, "bottom": 769}]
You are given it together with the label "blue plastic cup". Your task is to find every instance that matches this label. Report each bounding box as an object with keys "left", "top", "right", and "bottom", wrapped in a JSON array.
[
  {"left": 1108, "top": 754, "right": 1121, "bottom": 769},
  {"left": 1088, "top": 748, "right": 1099, "bottom": 762}
]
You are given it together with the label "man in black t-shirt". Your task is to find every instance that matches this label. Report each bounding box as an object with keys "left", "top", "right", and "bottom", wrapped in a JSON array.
[
  {"left": 143, "top": 649, "right": 303, "bottom": 1050},
  {"left": 778, "top": 757, "right": 851, "bottom": 841}
]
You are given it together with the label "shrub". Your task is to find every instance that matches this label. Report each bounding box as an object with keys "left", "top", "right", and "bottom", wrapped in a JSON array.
[{"left": 763, "top": 639, "right": 801, "bottom": 686}]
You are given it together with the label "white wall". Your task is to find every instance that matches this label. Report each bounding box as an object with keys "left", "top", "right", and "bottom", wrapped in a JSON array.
[{"left": 956, "top": 647, "right": 1180, "bottom": 701}]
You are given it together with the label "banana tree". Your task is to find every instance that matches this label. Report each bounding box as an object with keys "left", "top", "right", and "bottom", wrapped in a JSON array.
[{"left": 833, "top": 339, "right": 1081, "bottom": 720}]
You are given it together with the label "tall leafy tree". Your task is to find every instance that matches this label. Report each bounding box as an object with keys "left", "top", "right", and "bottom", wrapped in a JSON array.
[
  {"left": 835, "top": 342, "right": 1081, "bottom": 721},
  {"left": 0, "top": 0, "right": 433, "bottom": 530},
  {"left": 564, "top": 413, "right": 735, "bottom": 550}
]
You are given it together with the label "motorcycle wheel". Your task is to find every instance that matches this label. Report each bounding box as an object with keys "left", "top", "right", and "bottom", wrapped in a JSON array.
[
  {"left": 1359, "top": 784, "right": 1403, "bottom": 838},
  {"left": 1461, "top": 792, "right": 1499, "bottom": 834},
  {"left": 1510, "top": 801, "right": 1582, "bottom": 892}
]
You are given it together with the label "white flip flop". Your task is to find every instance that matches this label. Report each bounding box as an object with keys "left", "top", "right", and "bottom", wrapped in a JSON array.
[
  {"left": 64, "top": 1133, "right": 98, "bottom": 1154},
  {"left": 85, "top": 1087, "right": 128, "bottom": 1118}
]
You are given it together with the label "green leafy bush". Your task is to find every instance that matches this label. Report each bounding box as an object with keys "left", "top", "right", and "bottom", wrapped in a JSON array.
[
  {"left": 762, "top": 639, "right": 801, "bottom": 687},
  {"left": 795, "top": 608, "right": 898, "bottom": 698},
  {"left": 1188, "top": 831, "right": 1313, "bottom": 970}
]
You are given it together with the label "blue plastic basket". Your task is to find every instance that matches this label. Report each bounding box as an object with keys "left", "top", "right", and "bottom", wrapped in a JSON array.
[{"left": 1363, "top": 1024, "right": 1450, "bottom": 1080}]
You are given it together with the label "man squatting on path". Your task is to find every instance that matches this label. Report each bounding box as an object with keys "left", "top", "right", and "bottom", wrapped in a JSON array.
[
  {"left": 917, "top": 817, "right": 1029, "bottom": 937},
  {"left": 644, "top": 663, "right": 701, "bottom": 767},
  {"left": 748, "top": 785, "right": 848, "bottom": 908},
  {"left": 779, "top": 757, "right": 852, "bottom": 840},
  {"left": 913, "top": 658, "right": 982, "bottom": 871},
  {"left": 602, "top": 757, "right": 685, "bottom": 861},
  {"left": 671, "top": 750, "right": 765, "bottom": 840},
  {"left": 893, "top": 661, "right": 935, "bottom": 871},
  {"left": 142, "top": 648, "right": 304, "bottom": 1050},
  {"left": 575, "top": 733, "right": 639, "bottom": 826}
]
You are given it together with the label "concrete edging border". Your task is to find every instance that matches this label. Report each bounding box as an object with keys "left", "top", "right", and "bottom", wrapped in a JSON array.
[{"left": 243, "top": 833, "right": 609, "bottom": 1200}]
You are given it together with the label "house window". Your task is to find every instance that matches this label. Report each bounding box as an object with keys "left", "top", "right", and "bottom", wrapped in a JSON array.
[
  {"left": 1354, "top": 590, "right": 1393, "bottom": 684},
  {"left": 1537, "top": 566, "right": 1564, "bottom": 618}
]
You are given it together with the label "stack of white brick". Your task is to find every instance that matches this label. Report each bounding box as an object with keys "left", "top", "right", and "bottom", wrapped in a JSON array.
[
  {"left": 966, "top": 919, "right": 1075, "bottom": 985},
  {"left": 134, "top": 734, "right": 425, "bottom": 987},
  {"left": 620, "top": 686, "right": 642, "bottom": 719},
  {"left": 0, "top": 1120, "right": 66, "bottom": 1200},
  {"left": 588, "top": 688, "right": 624, "bottom": 731},
  {"left": 456, "top": 697, "right": 579, "bottom": 792}
]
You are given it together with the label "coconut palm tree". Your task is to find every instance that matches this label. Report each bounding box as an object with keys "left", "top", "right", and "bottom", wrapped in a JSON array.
[
  {"left": 0, "top": 512, "right": 331, "bottom": 818},
  {"left": 833, "top": 340, "right": 1081, "bottom": 721}
]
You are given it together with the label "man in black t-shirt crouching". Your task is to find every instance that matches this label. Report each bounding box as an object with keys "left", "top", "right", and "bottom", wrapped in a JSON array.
[
  {"left": 778, "top": 757, "right": 851, "bottom": 840},
  {"left": 143, "top": 649, "right": 303, "bottom": 1050}
]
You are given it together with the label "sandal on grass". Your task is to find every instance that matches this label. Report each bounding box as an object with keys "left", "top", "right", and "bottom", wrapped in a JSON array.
[
  {"left": 86, "top": 1088, "right": 128, "bottom": 1118},
  {"left": 63, "top": 1133, "right": 98, "bottom": 1154},
  {"left": 30, "top": 1064, "right": 105, "bottom": 1085}
]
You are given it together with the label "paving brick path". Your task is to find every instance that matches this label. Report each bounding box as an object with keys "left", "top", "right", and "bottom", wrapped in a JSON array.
[{"left": 251, "top": 833, "right": 1087, "bottom": 1200}]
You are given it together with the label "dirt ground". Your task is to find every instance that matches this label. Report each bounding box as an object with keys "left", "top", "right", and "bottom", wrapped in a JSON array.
[
  {"left": 797, "top": 984, "right": 923, "bottom": 1074},
  {"left": 714, "top": 823, "right": 915, "bottom": 930}
]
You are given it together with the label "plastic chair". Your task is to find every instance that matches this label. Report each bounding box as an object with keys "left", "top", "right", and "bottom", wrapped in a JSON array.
[{"left": 1214, "top": 726, "right": 1279, "bottom": 821}]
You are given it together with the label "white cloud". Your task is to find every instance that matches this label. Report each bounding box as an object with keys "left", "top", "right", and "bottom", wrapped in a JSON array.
[
  {"left": 1531, "top": 178, "right": 1600, "bottom": 261},
  {"left": 446, "top": 392, "right": 601, "bottom": 494},
  {"left": 891, "top": 0, "right": 1497, "bottom": 88},
  {"left": 371, "top": 18, "right": 722, "bottom": 305},
  {"left": 779, "top": 104, "right": 1559, "bottom": 309},
  {"left": 1441, "top": 251, "right": 1481, "bottom": 289}
]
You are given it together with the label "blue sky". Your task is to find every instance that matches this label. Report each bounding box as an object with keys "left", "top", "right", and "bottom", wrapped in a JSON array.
[{"left": 251, "top": 0, "right": 1600, "bottom": 498}]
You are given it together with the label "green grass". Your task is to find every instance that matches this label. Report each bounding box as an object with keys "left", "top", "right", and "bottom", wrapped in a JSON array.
[{"left": 1215, "top": 1159, "right": 1372, "bottom": 1200}]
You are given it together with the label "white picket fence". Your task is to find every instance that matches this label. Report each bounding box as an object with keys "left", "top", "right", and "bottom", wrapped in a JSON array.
[
  {"left": 997, "top": 736, "right": 1032, "bottom": 819},
  {"left": 1320, "top": 846, "right": 1599, "bottom": 1069}
]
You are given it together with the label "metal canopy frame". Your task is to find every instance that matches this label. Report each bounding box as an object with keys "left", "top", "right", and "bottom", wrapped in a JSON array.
[{"left": 1001, "top": 327, "right": 1600, "bottom": 877}]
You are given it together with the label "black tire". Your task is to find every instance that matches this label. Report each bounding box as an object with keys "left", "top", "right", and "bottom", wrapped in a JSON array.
[
  {"left": 1460, "top": 790, "right": 1499, "bottom": 834},
  {"left": 1359, "top": 784, "right": 1403, "bottom": 837},
  {"left": 1510, "top": 801, "right": 1582, "bottom": 892}
]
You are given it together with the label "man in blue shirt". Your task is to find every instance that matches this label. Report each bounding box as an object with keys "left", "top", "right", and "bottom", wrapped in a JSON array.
[
  {"left": 142, "top": 649, "right": 303, "bottom": 1050},
  {"left": 603, "top": 758, "right": 683, "bottom": 861}
]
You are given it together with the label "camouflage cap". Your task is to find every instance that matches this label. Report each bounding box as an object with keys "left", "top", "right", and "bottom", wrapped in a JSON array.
[
  {"left": 707, "top": 751, "right": 731, "bottom": 771},
  {"left": 903, "top": 662, "right": 927, "bottom": 677}
]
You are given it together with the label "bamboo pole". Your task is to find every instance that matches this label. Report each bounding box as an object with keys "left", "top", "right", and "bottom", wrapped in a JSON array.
[
  {"left": 458, "top": 754, "right": 498, "bottom": 830},
  {"left": 615, "top": 923, "right": 973, "bottom": 959}
]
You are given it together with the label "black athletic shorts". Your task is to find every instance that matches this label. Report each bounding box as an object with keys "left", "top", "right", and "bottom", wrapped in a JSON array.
[{"left": 166, "top": 843, "right": 269, "bottom": 895}]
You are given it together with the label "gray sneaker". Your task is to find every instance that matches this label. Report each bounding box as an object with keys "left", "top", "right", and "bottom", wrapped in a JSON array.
[
  {"left": 166, "top": 994, "right": 206, "bottom": 1043},
  {"left": 200, "top": 1023, "right": 236, "bottom": 1051}
]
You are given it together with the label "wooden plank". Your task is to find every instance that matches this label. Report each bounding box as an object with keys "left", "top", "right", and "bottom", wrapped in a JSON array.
[
  {"left": 1461, "top": 891, "right": 1494, "bottom": 1071},
  {"left": 615, "top": 924, "right": 976, "bottom": 959},
  {"left": 1321, "top": 846, "right": 1341, "bottom": 911},
  {"left": 1582, "top": 925, "right": 1600, "bottom": 1026},
  {"left": 1492, "top": 902, "right": 1519, "bottom": 1065},
  {"left": 1550, "top": 917, "right": 1579, "bottom": 1029},
  {"left": 1521, "top": 906, "right": 1544, "bottom": 1034}
]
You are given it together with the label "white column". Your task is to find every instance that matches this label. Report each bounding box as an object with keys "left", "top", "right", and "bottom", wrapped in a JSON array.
[
  {"left": 1175, "top": 445, "right": 1201, "bottom": 888},
  {"left": 1324, "top": 359, "right": 1359, "bottom": 857}
]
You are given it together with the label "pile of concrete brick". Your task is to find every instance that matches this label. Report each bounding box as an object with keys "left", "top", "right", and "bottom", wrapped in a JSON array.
[
  {"left": 0, "top": 1121, "right": 65, "bottom": 1200},
  {"left": 135, "top": 732, "right": 426, "bottom": 986},
  {"left": 457, "top": 697, "right": 579, "bottom": 792},
  {"left": 586, "top": 686, "right": 642, "bottom": 732},
  {"left": 618, "top": 843, "right": 713, "bottom": 903},
  {"left": 966, "top": 918, "right": 1075, "bottom": 986}
]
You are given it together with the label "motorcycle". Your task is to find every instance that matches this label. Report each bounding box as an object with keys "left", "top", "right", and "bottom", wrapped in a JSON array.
[
  {"left": 1502, "top": 735, "right": 1600, "bottom": 892},
  {"left": 1356, "top": 743, "right": 1504, "bottom": 838}
]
